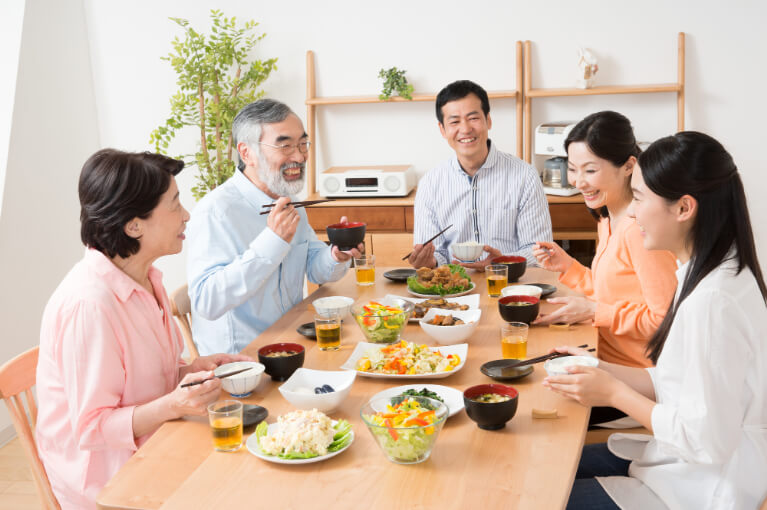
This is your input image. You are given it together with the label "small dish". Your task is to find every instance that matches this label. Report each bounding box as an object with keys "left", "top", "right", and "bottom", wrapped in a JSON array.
[
  {"left": 383, "top": 268, "right": 417, "bottom": 282},
  {"left": 242, "top": 404, "right": 268, "bottom": 427},
  {"left": 312, "top": 296, "right": 354, "bottom": 319},
  {"left": 480, "top": 359, "right": 534, "bottom": 381},
  {"left": 500, "top": 284, "right": 543, "bottom": 300},
  {"left": 419, "top": 308, "right": 481, "bottom": 345},
  {"left": 543, "top": 355, "right": 599, "bottom": 376},
  {"left": 529, "top": 283, "right": 557, "bottom": 299},
  {"left": 296, "top": 322, "right": 316, "bottom": 340},
  {"left": 278, "top": 368, "right": 356, "bottom": 413},
  {"left": 214, "top": 361, "right": 265, "bottom": 398}
]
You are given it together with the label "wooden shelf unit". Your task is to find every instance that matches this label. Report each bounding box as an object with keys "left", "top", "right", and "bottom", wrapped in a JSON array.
[
  {"left": 523, "top": 32, "right": 686, "bottom": 162},
  {"left": 305, "top": 43, "right": 524, "bottom": 194}
]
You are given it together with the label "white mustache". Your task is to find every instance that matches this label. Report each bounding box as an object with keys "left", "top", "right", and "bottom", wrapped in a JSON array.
[{"left": 281, "top": 162, "right": 305, "bottom": 172}]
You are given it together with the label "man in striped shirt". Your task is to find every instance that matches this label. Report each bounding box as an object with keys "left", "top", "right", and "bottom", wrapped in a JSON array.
[{"left": 409, "top": 80, "right": 552, "bottom": 270}]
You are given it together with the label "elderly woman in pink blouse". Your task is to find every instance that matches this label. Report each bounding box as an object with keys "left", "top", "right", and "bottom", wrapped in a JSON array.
[{"left": 35, "top": 149, "right": 251, "bottom": 509}]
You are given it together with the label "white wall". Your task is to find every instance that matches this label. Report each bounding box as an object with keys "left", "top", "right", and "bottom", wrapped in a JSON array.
[
  {"left": 0, "top": 0, "right": 25, "bottom": 213},
  {"left": 0, "top": 0, "right": 100, "bottom": 438}
]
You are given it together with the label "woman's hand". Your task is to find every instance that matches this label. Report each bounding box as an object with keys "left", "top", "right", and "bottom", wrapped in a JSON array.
[
  {"left": 546, "top": 344, "right": 596, "bottom": 358},
  {"left": 181, "top": 353, "right": 254, "bottom": 378},
  {"left": 543, "top": 365, "right": 624, "bottom": 408},
  {"left": 453, "top": 245, "right": 502, "bottom": 272},
  {"left": 166, "top": 371, "right": 223, "bottom": 418},
  {"left": 533, "top": 296, "right": 596, "bottom": 325},
  {"left": 533, "top": 241, "right": 574, "bottom": 273}
]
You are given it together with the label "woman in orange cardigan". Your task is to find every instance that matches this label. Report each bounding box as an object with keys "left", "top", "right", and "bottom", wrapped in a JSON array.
[{"left": 533, "top": 112, "right": 677, "bottom": 423}]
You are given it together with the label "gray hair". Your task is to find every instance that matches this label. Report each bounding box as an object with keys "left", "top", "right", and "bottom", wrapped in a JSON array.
[{"left": 232, "top": 99, "right": 294, "bottom": 170}]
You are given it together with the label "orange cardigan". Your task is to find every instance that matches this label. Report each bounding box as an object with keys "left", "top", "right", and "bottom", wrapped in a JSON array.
[{"left": 559, "top": 216, "right": 677, "bottom": 367}]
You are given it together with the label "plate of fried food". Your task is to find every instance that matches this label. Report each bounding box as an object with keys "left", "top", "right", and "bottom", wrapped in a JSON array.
[
  {"left": 407, "top": 264, "right": 474, "bottom": 298},
  {"left": 384, "top": 294, "right": 480, "bottom": 322}
]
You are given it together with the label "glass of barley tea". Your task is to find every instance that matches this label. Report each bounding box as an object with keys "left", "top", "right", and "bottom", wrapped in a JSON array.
[
  {"left": 486, "top": 264, "right": 508, "bottom": 298},
  {"left": 315, "top": 313, "right": 342, "bottom": 351},
  {"left": 354, "top": 254, "right": 376, "bottom": 286},
  {"left": 208, "top": 400, "right": 243, "bottom": 452},
  {"left": 501, "top": 322, "right": 529, "bottom": 359}
]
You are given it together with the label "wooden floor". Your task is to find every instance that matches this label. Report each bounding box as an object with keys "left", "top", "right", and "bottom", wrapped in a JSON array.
[{"left": 0, "top": 438, "right": 43, "bottom": 509}]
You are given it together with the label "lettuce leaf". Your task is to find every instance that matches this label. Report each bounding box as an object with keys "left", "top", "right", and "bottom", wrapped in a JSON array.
[{"left": 407, "top": 264, "right": 472, "bottom": 296}]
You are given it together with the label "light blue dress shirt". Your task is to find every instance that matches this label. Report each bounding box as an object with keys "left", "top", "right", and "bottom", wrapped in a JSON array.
[
  {"left": 186, "top": 170, "right": 349, "bottom": 355},
  {"left": 413, "top": 141, "right": 552, "bottom": 266}
]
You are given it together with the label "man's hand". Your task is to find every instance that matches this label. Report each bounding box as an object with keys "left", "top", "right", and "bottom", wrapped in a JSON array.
[
  {"left": 452, "top": 245, "right": 501, "bottom": 272},
  {"left": 267, "top": 196, "right": 299, "bottom": 243},
  {"left": 408, "top": 243, "right": 437, "bottom": 269}
]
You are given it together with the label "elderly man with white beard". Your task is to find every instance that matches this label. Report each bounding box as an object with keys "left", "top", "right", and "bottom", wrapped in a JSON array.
[{"left": 186, "top": 99, "right": 363, "bottom": 355}]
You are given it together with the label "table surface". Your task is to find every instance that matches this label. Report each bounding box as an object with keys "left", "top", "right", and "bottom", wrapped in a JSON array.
[{"left": 97, "top": 267, "right": 595, "bottom": 510}]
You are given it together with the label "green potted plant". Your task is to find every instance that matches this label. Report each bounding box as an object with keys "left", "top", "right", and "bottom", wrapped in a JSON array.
[
  {"left": 150, "top": 9, "right": 278, "bottom": 199},
  {"left": 378, "top": 67, "right": 414, "bottom": 100}
]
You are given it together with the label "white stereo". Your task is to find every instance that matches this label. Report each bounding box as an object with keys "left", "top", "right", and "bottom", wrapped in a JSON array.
[{"left": 318, "top": 165, "right": 417, "bottom": 198}]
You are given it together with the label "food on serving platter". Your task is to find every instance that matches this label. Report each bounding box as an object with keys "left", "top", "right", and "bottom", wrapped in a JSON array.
[
  {"left": 255, "top": 409, "right": 352, "bottom": 459},
  {"left": 314, "top": 385, "right": 335, "bottom": 394},
  {"left": 265, "top": 350, "right": 299, "bottom": 357},
  {"left": 532, "top": 408, "right": 559, "bottom": 419},
  {"left": 426, "top": 314, "right": 469, "bottom": 326},
  {"left": 352, "top": 302, "right": 408, "bottom": 344},
  {"left": 362, "top": 397, "right": 447, "bottom": 463},
  {"left": 390, "top": 388, "right": 445, "bottom": 407},
  {"left": 471, "top": 393, "right": 512, "bottom": 403},
  {"left": 407, "top": 264, "right": 471, "bottom": 296},
  {"left": 355, "top": 340, "right": 461, "bottom": 375},
  {"left": 413, "top": 297, "right": 470, "bottom": 319}
]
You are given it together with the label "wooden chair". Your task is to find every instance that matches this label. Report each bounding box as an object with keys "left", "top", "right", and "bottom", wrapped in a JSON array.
[
  {"left": 0, "top": 347, "right": 61, "bottom": 509},
  {"left": 584, "top": 426, "right": 650, "bottom": 445},
  {"left": 170, "top": 284, "right": 200, "bottom": 361}
]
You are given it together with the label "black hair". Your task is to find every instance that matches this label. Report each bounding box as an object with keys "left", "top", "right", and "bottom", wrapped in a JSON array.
[
  {"left": 435, "top": 80, "right": 490, "bottom": 125},
  {"left": 565, "top": 111, "right": 641, "bottom": 219},
  {"left": 640, "top": 131, "right": 767, "bottom": 363},
  {"left": 79, "top": 149, "right": 184, "bottom": 258}
]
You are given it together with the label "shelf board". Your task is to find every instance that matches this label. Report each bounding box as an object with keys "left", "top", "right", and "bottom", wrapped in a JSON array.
[
  {"left": 306, "top": 90, "right": 519, "bottom": 106},
  {"left": 526, "top": 83, "right": 681, "bottom": 98},
  {"left": 553, "top": 230, "right": 599, "bottom": 241}
]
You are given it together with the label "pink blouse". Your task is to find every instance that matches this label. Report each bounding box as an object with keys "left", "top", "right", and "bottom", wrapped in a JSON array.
[{"left": 36, "top": 249, "right": 185, "bottom": 510}]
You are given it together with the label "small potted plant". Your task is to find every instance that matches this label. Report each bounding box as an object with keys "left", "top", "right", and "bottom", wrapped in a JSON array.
[{"left": 378, "top": 67, "right": 414, "bottom": 100}]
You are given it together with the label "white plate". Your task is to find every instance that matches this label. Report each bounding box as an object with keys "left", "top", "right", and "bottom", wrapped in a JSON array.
[
  {"left": 370, "top": 384, "right": 465, "bottom": 418},
  {"left": 246, "top": 420, "right": 354, "bottom": 465},
  {"left": 340, "top": 342, "right": 468, "bottom": 379},
  {"left": 406, "top": 282, "right": 476, "bottom": 299},
  {"left": 385, "top": 294, "right": 480, "bottom": 322}
]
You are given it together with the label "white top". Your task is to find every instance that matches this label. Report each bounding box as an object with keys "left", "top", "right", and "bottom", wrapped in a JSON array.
[
  {"left": 598, "top": 256, "right": 767, "bottom": 510},
  {"left": 413, "top": 141, "right": 552, "bottom": 266}
]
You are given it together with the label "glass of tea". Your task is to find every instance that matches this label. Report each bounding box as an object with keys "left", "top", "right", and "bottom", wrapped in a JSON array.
[
  {"left": 207, "top": 400, "right": 243, "bottom": 452},
  {"left": 486, "top": 264, "right": 508, "bottom": 298},
  {"left": 501, "top": 322, "right": 529, "bottom": 359},
  {"left": 315, "top": 313, "right": 341, "bottom": 351},
  {"left": 354, "top": 254, "right": 376, "bottom": 286}
]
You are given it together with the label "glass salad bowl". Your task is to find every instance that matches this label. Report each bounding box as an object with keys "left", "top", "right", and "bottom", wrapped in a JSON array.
[
  {"left": 351, "top": 302, "right": 410, "bottom": 344},
  {"left": 361, "top": 396, "right": 448, "bottom": 464}
]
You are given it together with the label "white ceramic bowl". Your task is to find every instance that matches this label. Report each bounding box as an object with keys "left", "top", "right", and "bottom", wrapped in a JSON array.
[
  {"left": 214, "top": 361, "right": 265, "bottom": 398},
  {"left": 312, "top": 295, "right": 354, "bottom": 319},
  {"left": 278, "top": 368, "right": 356, "bottom": 413},
  {"left": 451, "top": 241, "right": 484, "bottom": 262},
  {"left": 501, "top": 284, "right": 543, "bottom": 299},
  {"left": 543, "top": 356, "right": 599, "bottom": 376},
  {"left": 419, "top": 308, "right": 482, "bottom": 345}
]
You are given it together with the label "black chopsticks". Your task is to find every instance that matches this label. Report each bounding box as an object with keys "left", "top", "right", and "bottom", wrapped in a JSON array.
[
  {"left": 259, "top": 199, "right": 335, "bottom": 215},
  {"left": 502, "top": 344, "right": 594, "bottom": 370},
  {"left": 180, "top": 367, "right": 254, "bottom": 388},
  {"left": 402, "top": 224, "right": 454, "bottom": 261}
]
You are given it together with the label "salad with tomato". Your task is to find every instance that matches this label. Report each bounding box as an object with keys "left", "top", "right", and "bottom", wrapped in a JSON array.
[
  {"left": 355, "top": 340, "right": 462, "bottom": 375},
  {"left": 352, "top": 302, "right": 407, "bottom": 344}
]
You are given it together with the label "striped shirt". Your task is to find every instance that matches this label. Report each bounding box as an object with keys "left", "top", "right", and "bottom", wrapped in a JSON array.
[{"left": 414, "top": 141, "right": 552, "bottom": 266}]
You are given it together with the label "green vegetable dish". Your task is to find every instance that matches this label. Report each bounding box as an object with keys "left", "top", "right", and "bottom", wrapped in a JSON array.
[
  {"left": 407, "top": 264, "right": 472, "bottom": 296},
  {"left": 391, "top": 388, "right": 444, "bottom": 408}
]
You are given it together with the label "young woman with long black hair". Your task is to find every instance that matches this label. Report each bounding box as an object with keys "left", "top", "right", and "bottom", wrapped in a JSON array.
[{"left": 545, "top": 131, "right": 767, "bottom": 509}]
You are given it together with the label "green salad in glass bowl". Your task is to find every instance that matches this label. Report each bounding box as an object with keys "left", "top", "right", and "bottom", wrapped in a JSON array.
[
  {"left": 352, "top": 301, "right": 408, "bottom": 344},
  {"left": 361, "top": 396, "right": 448, "bottom": 464}
]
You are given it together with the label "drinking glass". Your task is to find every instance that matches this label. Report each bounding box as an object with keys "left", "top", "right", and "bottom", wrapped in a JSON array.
[
  {"left": 208, "top": 400, "right": 243, "bottom": 452},
  {"left": 354, "top": 254, "right": 376, "bottom": 286},
  {"left": 486, "top": 264, "right": 508, "bottom": 298},
  {"left": 315, "top": 313, "right": 341, "bottom": 351},
  {"left": 501, "top": 322, "right": 529, "bottom": 359}
]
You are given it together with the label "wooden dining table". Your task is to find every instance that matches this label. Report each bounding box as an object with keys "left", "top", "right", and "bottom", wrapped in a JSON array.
[{"left": 97, "top": 267, "right": 596, "bottom": 510}]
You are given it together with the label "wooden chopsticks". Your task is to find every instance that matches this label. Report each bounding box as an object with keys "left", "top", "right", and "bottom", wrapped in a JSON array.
[
  {"left": 259, "top": 199, "right": 335, "bottom": 215},
  {"left": 503, "top": 344, "right": 594, "bottom": 370},
  {"left": 180, "top": 367, "right": 254, "bottom": 388},
  {"left": 402, "top": 224, "right": 453, "bottom": 261}
]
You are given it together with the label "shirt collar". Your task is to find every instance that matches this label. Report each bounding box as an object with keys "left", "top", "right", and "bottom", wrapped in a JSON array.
[
  {"left": 451, "top": 139, "right": 498, "bottom": 178},
  {"left": 85, "top": 248, "right": 164, "bottom": 303},
  {"left": 231, "top": 169, "right": 273, "bottom": 209}
]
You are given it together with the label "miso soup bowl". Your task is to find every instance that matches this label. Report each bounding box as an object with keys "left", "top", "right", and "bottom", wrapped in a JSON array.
[
  {"left": 258, "top": 343, "right": 305, "bottom": 382},
  {"left": 491, "top": 256, "right": 527, "bottom": 282},
  {"left": 463, "top": 384, "right": 519, "bottom": 430},
  {"left": 326, "top": 222, "right": 366, "bottom": 251},
  {"left": 498, "top": 295, "right": 540, "bottom": 324}
]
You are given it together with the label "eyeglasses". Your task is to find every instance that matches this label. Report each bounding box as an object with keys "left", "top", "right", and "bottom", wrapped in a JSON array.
[{"left": 259, "top": 140, "right": 311, "bottom": 155}]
